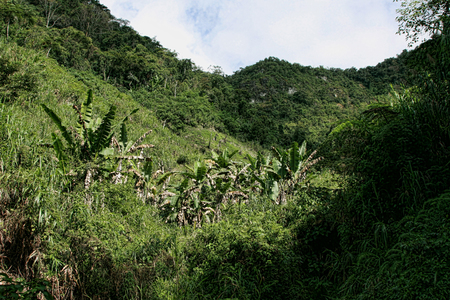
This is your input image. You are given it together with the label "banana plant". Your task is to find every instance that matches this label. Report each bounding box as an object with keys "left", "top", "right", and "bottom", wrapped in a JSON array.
[
  {"left": 210, "top": 148, "right": 238, "bottom": 170},
  {"left": 161, "top": 161, "right": 214, "bottom": 226},
  {"left": 41, "top": 90, "right": 139, "bottom": 189},
  {"left": 103, "top": 119, "right": 154, "bottom": 184},
  {"left": 271, "top": 140, "right": 307, "bottom": 182},
  {"left": 131, "top": 160, "right": 173, "bottom": 204},
  {"left": 42, "top": 90, "right": 116, "bottom": 163},
  {"left": 246, "top": 151, "right": 268, "bottom": 175},
  {"left": 246, "top": 151, "right": 280, "bottom": 201},
  {"left": 246, "top": 142, "right": 321, "bottom": 203},
  {"left": 209, "top": 149, "right": 251, "bottom": 207},
  {"left": 160, "top": 157, "right": 249, "bottom": 227},
  {"left": 270, "top": 141, "right": 322, "bottom": 203}
]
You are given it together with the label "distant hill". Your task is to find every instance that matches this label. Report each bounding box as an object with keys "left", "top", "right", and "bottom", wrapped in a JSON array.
[
  {"left": 219, "top": 57, "right": 378, "bottom": 147},
  {"left": 3, "top": 0, "right": 423, "bottom": 150}
]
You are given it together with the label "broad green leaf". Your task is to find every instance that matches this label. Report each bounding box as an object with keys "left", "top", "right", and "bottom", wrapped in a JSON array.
[
  {"left": 299, "top": 140, "right": 307, "bottom": 158},
  {"left": 193, "top": 196, "right": 200, "bottom": 209},
  {"left": 179, "top": 178, "right": 190, "bottom": 190},
  {"left": 271, "top": 146, "right": 283, "bottom": 161},
  {"left": 170, "top": 211, "right": 178, "bottom": 221},
  {"left": 211, "top": 150, "right": 219, "bottom": 160},
  {"left": 99, "top": 147, "right": 114, "bottom": 157},
  {"left": 228, "top": 149, "right": 238, "bottom": 158},
  {"left": 156, "top": 172, "right": 173, "bottom": 185},
  {"left": 268, "top": 180, "right": 279, "bottom": 201},
  {"left": 81, "top": 90, "right": 93, "bottom": 127},
  {"left": 169, "top": 196, "right": 179, "bottom": 207},
  {"left": 289, "top": 141, "right": 300, "bottom": 174},
  {"left": 258, "top": 152, "right": 267, "bottom": 167},
  {"left": 267, "top": 170, "right": 282, "bottom": 181},
  {"left": 142, "top": 161, "right": 153, "bottom": 182},
  {"left": 246, "top": 154, "right": 256, "bottom": 170},
  {"left": 51, "top": 133, "right": 67, "bottom": 171},
  {"left": 194, "top": 161, "right": 207, "bottom": 182},
  {"left": 119, "top": 122, "right": 128, "bottom": 151},
  {"left": 75, "top": 90, "right": 94, "bottom": 139}
]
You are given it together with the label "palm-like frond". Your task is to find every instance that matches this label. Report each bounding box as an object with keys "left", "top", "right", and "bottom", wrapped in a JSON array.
[
  {"left": 74, "top": 89, "right": 94, "bottom": 140},
  {"left": 119, "top": 122, "right": 128, "bottom": 153},
  {"left": 51, "top": 133, "right": 67, "bottom": 172},
  {"left": 92, "top": 105, "right": 116, "bottom": 155},
  {"left": 41, "top": 104, "right": 73, "bottom": 148},
  {"left": 289, "top": 141, "right": 301, "bottom": 174}
]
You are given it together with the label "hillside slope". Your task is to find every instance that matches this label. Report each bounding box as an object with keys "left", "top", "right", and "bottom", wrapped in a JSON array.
[
  {"left": 1, "top": 0, "right": 414, "bottom": 149},
  {"left": 2, "top": 1, "right": 450, "bottom": 299}
]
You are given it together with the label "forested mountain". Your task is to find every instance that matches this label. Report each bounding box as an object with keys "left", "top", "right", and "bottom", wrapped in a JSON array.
[
  {"left": 1, "top": 0, "right": 417, "bottom": 147},
  {"left": 222, "top": 58, "right": 376, "bottom": 147},
  {"left": 1, "top": 0, "right": 450, "bottom": 299}
]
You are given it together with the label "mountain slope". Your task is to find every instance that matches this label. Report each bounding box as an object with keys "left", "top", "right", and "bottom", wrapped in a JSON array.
[{"left": 219, "top": 57, "right": 376, "bottom": 147}]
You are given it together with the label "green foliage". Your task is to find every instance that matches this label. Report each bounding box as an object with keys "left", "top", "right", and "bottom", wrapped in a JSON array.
[
  {"left": 179, "top": 210, "right": 303, "bottom": 299},
  {"left": 155, "top": 90, "right": 218, "bottom": 132},
  {"left": 323, "top": 16, "right": 450, "bottom": 299},
  {"left": 0, "top": 39, "right": 41, "bottom": 102},
  {"left": 343, "top": 52, "right": 413, "bottom": 95},
  {"left": 3, "top": 1, "right": 450, "bottom": 299},
  {"left": 394, "top": 0, "right": 450, "bottom": 45},
  {"left": 338, "top": 192, "right": 450, "bottom": 299},
  {"left": 0, "top": 273, "right": 53, "bottom": 300},
  {"left": 0, "top": 0, "right": 36, "bottom": 38},
  {"left": 41, "top": 90, "right": 118, "bottom": 181},
  {"left": 221, "top": 57, "right": 376, "bottom": 147}
]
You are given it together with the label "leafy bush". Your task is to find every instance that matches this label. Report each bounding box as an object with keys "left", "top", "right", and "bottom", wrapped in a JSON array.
[
  {"left": 338, "top": 191, "right": 450, "bottom": 299},
  {"left": 179, "top": 210, "right": 303, "bottom": 299},
  {"left": 0, "top": 273, "right": 53, "bottom": 300}
]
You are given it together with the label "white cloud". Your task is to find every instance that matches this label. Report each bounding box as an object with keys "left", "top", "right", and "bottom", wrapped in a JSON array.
[{"left": 100, "top": 0, "right": 411, "bottom": 74}]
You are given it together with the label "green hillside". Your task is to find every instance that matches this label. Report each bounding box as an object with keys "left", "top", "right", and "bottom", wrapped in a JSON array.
[
  {"left": 0, "top": 0, "right": 408, "bottom": 148},
  {"left": 222, "top": 58, "right": 377, "bottom": 147},
  {"left": 1, "top": 0, "right": 450, "bottom": 299}
]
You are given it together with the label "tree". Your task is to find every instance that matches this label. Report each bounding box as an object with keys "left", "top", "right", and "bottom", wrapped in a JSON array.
[
  {"left": 70, "top": 2, "right": 111, "bottom": 39},
  {"left": 39, "top": 0, "right": 62, "bottom": 28},
  {"left": 0, "top": 0, "right": 35, "bottom": 38},
  {"left": 395, "top": 0, "right": 450, "bottom": 45}
]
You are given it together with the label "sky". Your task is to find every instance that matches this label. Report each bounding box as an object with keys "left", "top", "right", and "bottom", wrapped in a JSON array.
[{"left": 100, "top": 0, "right": 412, "bottom": 75}]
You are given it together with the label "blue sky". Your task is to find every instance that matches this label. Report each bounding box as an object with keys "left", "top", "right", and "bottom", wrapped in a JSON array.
[{"left": 100, "top": 0, "right": 412, "bottom": 74}]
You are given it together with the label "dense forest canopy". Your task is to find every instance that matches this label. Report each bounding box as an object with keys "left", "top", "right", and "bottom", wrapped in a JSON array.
[{"left": 1, "top": 0, "right": 449, "bottom": 299}]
